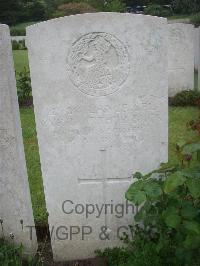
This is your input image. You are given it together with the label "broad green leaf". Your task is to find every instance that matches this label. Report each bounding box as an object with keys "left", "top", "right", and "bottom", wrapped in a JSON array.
[
  {"left": 164, "top": 172, "right": 186, "bottom": 193},
  {"left": 143, "top": 181, "right": 162, "bottom": 199},
  {"left": 183, "top": 221, "right": 200, "bottom": 234},
  {"left": 162, "top": 207, "right": 181, "bottom": 229},
  {"left": 181, "top": 204, "right": 198, "bottom": 220},
  {"left": 134, "top": 207, "right": 146, "bottom": 222},
  {"left": 133, "top": 172, "right": 143, "bottom": 180},
  {"left": 164, "top": 213, "right": 181, "bottom": 229},
  {"left": 186, "top": 178, "right": 200, "bottom": 198},
  {"left": 184, "top": 233, "right": 200, "bottom": 249},
  {"left": 183, "top": 141, "right": 200, "bottom": 155},
  {"left": 132, "top": 191, "right": 146, "bottom": 205},
  {"left": 125, "top": 181, "right": 146, "bottom": 205},
  {"left": 135, "top": 202, "right": 156, "bottom": 223},
  {"left": 180, "top": 167, "right": 200, "bottom": 178}
]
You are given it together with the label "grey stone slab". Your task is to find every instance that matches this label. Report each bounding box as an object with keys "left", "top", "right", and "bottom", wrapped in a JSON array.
[
  {"left": 0, "top": 24, "right": 37, "bottom": 255},
  {"left": 27, "top": 13, "right": 168, "bottom": 261},
  {"left": 168, "top": 23, "right": 195, "bottom": 97},
  {"left": 194, "top": 27, "right": 200, "bottom": 71}
]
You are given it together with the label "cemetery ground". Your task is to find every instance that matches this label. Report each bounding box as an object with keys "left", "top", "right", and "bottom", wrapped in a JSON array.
[
  {"left": 18, "top": 103, "right": 200, "bottom": 266},
  {"left": 12, "top": 48, "right": 200, "bottom": 226},
  {"left": 7, "top": 48, "right": 200, "bottom": 265}
]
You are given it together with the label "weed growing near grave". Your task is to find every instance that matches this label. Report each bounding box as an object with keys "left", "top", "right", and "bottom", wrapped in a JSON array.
[
  {"left": 97, "top": 114, "right": 200, "bottom": 265},
  {"left": 0, "top": 240, "right": 42, "bottom": 265},
  {"left": 12, "top": 40, "right": 27, "bottom": 50},
  {"left": 191, "top": 12, "right": 200, "bottom": 27},
  {"left": 169, "top": 90, "right": 200, "bottom": 106},
  {"left": 187, "top": 99, "right": 200, "bottom": 136},
  {"left": 98, "top": 141, "right": 200, "bottom": 265},
  {"left": 16, "top": 68, "right": 32, "bottom": 104},
  {"left": 144, "top": 4, "right": 173, "bottom": 17}
]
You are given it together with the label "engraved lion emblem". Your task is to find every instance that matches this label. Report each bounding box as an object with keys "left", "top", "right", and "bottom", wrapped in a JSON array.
[{"left": 67, "top": 32, "right": 129, "bottom": 96}]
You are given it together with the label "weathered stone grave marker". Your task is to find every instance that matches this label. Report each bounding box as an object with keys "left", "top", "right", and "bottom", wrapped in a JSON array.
[
  {"left": 195, "top": 27, "right": 200, "bottom": 72},
  {"left": 27, "top": 13, "right": 168, "bottom": 261},
  {"left": 0, "top": 24, "right": 37, "bottom": 254},
  {"left": 168, "top": 23, "right": 195, "bottom": 97},
  {"left": 198, "top": 27, "right": 200, "bottom": 90}
]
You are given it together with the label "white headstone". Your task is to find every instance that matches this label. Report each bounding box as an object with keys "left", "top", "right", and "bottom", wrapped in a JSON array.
[
  {"left": 198, "top": 27, "right": 200, "bottom": 91},
  {"left": 195, "top": 27, "right": 200, "bottom": 71},
  {"left": 168, "top": 23, "right": 195, "bottom": 97},
  {"left": 27, "top": 13, "right": 168, "bottom": 261},
  {"left": 0, "top": 24, "right": 37, "bottom": 254}
]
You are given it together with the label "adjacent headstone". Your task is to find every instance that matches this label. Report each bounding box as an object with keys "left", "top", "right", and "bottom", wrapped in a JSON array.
[
  {"left": 27, "top": 13, "right": 168, "bottom": 261},
  {"left": 11, "top": 36, "right": 26, "bottom": 42},
  {"left": 0, "top": 24, "right": 37, "bottom": 254},
  {"left": 195, "top": 27, "right": 200, "bottom": 71},
  {"left": 198, "top": 27, "right": 200, "bottom": 91},
  {"left": 168, "top": 23, "right": 195, "bottom": 97}
]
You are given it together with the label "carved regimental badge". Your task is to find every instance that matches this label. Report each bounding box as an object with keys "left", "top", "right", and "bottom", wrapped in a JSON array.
[{"left": 67, "top": 32, "right": 130, "bottom": 96}]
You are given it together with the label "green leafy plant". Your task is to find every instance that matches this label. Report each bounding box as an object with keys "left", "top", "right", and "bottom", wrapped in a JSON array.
[
  {"left": 16, "top": 68, "right": 32, "bottom": 104},
  {"left": 187, "top": 99, "right": 200, "bottom": 136},
  {"left": 12, "top": 40, "right": 26, "bottom": 50},
  {"left": 54, "top": 2, "right": 96, "bottom": 17},
  {"left": 169, "top": 90, "right": 200, "bottom": 106},
  {"left": 0, "top": 240, "right": 42, "bottom": 266},
  {"left": 125, "top": 140, "right": 200, "bottom": 265},
  {"left": 97, "top": 115, "right": 200, "bottom": 265},
  {"left": 191, "top": 13, "right": 200, "bottom": 27},
  {"left": 104, "top": 0, "right": 126, "bottom": 13},
  {"left": 172, "top": 0, "right": 200, "bottom": 14},
  {"left": 144, "top": 4, "right": 173, "bottom": 17},
  {"left": 0, "top": 241, "right": 23, "bottom": 266},
  {"left": 96, "top": 241, "right": 164, "bottom": 266}
]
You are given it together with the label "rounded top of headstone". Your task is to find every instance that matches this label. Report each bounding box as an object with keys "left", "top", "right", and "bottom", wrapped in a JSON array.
[
  {"left": 26, "top": 12, "right": 167, "bottom": 33},
  {"left": 0, "top": 24, "right": 10, "bottom": 35},
  {"left": 0, "top": 24, "right": 9, "bottom": 29}
]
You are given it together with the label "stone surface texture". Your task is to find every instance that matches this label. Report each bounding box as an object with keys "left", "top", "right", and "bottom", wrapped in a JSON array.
[
  {"left": 0, "top": 24, "right": 37, "bottom": 254},
  {"left": 198, "top": 27, "right": 200, "bottom": 90},
  {"left": 11, "top": 36, "right": 26, "bottom": 42},
  {"left": 168, "top": 23, "right": 195, "bottom": 97},
  {"left": 195, "top": 27, "right": 200, "bottom": 71},
  {"left": 27, "top": 13, "right": 168, "bottom": 261}
]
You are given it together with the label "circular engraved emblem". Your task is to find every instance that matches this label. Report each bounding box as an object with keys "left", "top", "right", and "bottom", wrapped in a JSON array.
[{"left": 67, "top": 32, "right": 130, "bottom": 96}]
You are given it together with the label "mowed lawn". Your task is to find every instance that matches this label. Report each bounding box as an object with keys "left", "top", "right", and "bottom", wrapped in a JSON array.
[
  {"left": 13, "top": 51, "right": 200, "bottom": 225},
  {"left": 13, "top": 50, "right": 29, "bottom": 73},
  {"left": 20, "top": 108, "right": 48, "bottom": 225}
]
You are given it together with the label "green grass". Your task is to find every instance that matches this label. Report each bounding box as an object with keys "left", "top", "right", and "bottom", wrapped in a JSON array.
[
  {"left": 169, "top": 106, "right": 200, "bottom": 165},
  {"left": 13, "top": 50, "right": 29, "bottom": 73},
  {"left": 0, "top": 240, "right": 42, "bottom": 265},
  {"left": 19, "top": 106, "right": 200, "bottom": 225},
  {"left": 20, "top": 108, "right": 48, "bottom": 225}
]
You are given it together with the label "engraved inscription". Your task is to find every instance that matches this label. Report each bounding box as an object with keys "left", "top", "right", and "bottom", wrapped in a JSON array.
[
  {"left": 41, "top": 102, "right": 145, "bottom": 146},
  {"left": 67, "top": 32, "right": 130, "bottom": 96}
]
